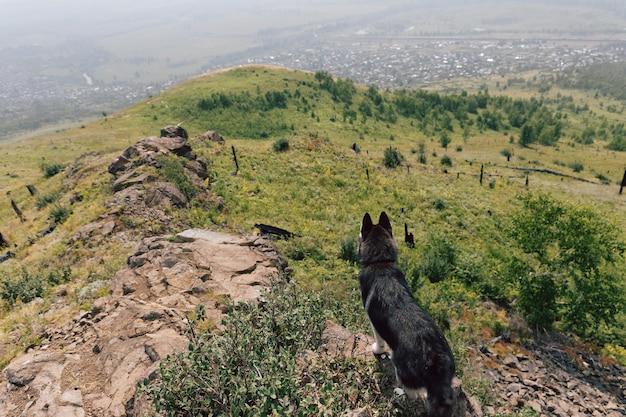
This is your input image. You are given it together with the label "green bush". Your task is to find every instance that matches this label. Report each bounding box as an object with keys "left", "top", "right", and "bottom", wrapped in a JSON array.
[
  {"left": 40, "top": 162, "right": 66, "bottom": 178},
  {"left": 1, "top": 267, "right": 72, "bottom": 305},
  {"left": 568, "top": 162, "right": 584, "bottom": 173},
  {"left": 273, "top": 138, "right": 290, "bottom": 153},
  {"left": 441, "top": 155, "right": 453, "bottom": 167},
  {"left": 339, "top": 235, "right": 359, "bottom": 264},
  {"left": 36, "top": 190, "right": 61, "bottom": 209},
  {"left": 420, "top": 233, "right": 456, "bottom": 283},
  {"left": 157, "top": 155, "right": 197, "bottom": 200},
  {"left": 510, "top": 192, "right": 625, "bottom": 343},
  {"left": 383, "top": 146, "right": 403, "bottom": 168},
  {"left": 138, "top": 278, "right": 415, "bottom": 416},
  {"left": 50, "top": 205, "right": 72, "bottom": 224}
]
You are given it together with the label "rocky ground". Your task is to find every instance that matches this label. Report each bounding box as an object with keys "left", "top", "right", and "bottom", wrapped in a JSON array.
[{"left": 1, "top": 134, "right": 624, "bottom": 417}]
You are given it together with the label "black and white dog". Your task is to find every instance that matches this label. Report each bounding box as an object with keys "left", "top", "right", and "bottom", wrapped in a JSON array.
[{"left": 358, "top": 212, "right": 455, "bottom": 417}]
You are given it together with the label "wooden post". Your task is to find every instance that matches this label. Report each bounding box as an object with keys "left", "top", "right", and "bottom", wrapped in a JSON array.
[
  {"left": 620, "top": 169, "right": 626, "bottom": 195},
  {"left": 404, "top": 223, "right": 414, "bottom": 248},
  {"left": 0, "top": 232, "right": 10, "bottom": 248},
  {"left": 479, "top": 164, "right": 484, "bottom": 185},
  {"left": 26, "top": 185, "right": 38, "bottom": 196},
  {"left": 525, "top": 172, "right": 529, "bottom": 188},
  {"left": 366, "top": 168, "right": 370, "bottom": 182},
  {"left": 231, "top": 145, "right": 239, "bottom": 174},
  {"left": 11, "top": 199, "right": 24, "bottom": 222}
]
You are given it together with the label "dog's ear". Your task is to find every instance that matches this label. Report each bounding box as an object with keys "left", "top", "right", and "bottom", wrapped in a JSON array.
[
  {"left": 361, "top": 213, "right": 373, "bottom": 239},
  {"left": 378, "top": 212, "right": 393, "bottom": 235}
]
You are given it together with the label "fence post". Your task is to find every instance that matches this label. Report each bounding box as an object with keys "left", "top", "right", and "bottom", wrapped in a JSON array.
[{"left": 231, "top": 145, "right": 239, "bottom": 174}]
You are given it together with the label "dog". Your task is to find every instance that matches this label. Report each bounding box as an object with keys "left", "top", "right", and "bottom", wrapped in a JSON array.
[{"left": 358, "top": 212, "right": 455, "bottom": 417}]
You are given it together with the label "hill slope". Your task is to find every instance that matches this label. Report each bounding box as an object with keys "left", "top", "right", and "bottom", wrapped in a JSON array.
[{"left": 0, "top": 65, "right": 624, "bottom": 416}]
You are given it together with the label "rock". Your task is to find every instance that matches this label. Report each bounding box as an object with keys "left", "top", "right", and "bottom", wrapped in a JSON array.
[
  {"left": 197, "top": 130, "right": 225, "bottom": 145},
  {"left": 144, "top": 181, "right": 188, "bottom": 208},
  {"left": 107, "top": 155, "right": 130, "bottom": 175},
  {"left": 160, "top": 125, "right": 188, "bottom": 140},
  {"left": 112, "top": 171, "right": 155, "bottom": 192}
]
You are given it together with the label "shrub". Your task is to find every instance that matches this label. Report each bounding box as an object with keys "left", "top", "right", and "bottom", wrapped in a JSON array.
[
  {"left": 138, "top": 278, "right": 416, "bottom": 416},
  {"left": 36, "top": 190, "right": 61, "bottom": 209},
  {"left": 383, "top": 146, "right": 403, "bottom": 168},
  {"left": 510, "top": 192, "right": 625, "bottom": 342},
  {"left": 420, "top": 233, "right": 456, "bottom": 283},
  {"left": 1, "top": 270, "right": 45, "bottom": 305},
  {"left": 1, "top": 266, "right": 72, "bottom": 305},
  {"left": 596, "top": 173, "right": 611, "bottom": 184},
  {"left": 441, "top": 155, "right": 452, "bottom": 167},
  {"left": 517, "top": 273, "right": 559, "bottom": 331},
  {"left": 339, "top": 235, "right": 359, "bottom": 264},
  {"left": 157, "top": 155, "right": 197, "bottom": 200},
  {"left": 50, "top": 205, "right": 72, "bottom": 224},
  {"left": 40, "top": 162, "right": 65, "bottom": 178},
  {"left": 433, "top": 198, "right": 446, "bottom": 211},
  {"left": 273, "top": 138, "right": 290, "bottom": 153},
  {"left": 568, "top": 162, "right": 584, "bottom": 173},
  {"left": 417, "top": 142, "right": 427, "bottom": 164}
]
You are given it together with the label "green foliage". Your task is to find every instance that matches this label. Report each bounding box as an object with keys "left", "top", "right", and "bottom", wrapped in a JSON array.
[
  {"left": 35, "top": 190, "right": 61, "bottom": 209},
  {"left": 517, "top": 273, "right": 559, "bottom": 331},
  {"left": 315, "top": 71, "right": 356, "bottom": 104},
  {"left": 420, "top": 232, "right": 457, "bottom": 283},
  {"left": 383, "top": 146, "right": 403, "bottom": 168},
  {"left": 40, "top": 162, "right": 66, "bottom": 178},
  {"left": 440, "top": 133, "right": 451, "bottom": 149},
  {"left": 1, "top": 266, "right": 72, "bottom": 305},
  {"left": 279, "top": 237, "right": 326, "bottom": 262},
  {"left": 557, "top": 61, "right": 626, "bottom": 102},
  {"left": 440, "top": 155, "right": 453, "bottom": 167},
  {"left": 50, "top": 205, "right": 72, "bottom": 224},
  {"left": 510, "top": 192, "right": 625, "bottom": 342},
  {"left": 339, "top": 235, "right": 359, "bottom": 264},
  {"left": 568, "top": 162, "right": 584, "bottom": 173},
  {"left": 417, "top": 142, "right": 427, "bottom": 164},
  {"left": 157, "top": 155, "right": 197, "bottom": 200},
  {"left": 138, "top": 278, "right": 414, "bottom": 416},
  {"left": 273, "top": 138, "right": 290, "bottom": 153}
]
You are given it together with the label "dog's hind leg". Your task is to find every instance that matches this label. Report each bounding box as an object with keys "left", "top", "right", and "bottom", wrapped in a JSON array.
[
  {"left": 426, "top": 383, "right": 454, "bottom": 417},
  {"left": 369, "top": 322, "right": 388, "bottom": 354}
]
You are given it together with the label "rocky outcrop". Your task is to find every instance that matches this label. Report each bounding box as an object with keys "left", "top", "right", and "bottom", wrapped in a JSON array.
[
  {"left": 476, "top": 336, "right": 625, "bottom": 416},
  {"left": 0, "top": 230, "right": 287, "bottom": 417}
]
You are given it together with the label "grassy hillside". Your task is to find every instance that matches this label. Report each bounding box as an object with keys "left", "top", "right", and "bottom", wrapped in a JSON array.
[{"left": 0, "top": 65, "right": 625, "bottom": 414}]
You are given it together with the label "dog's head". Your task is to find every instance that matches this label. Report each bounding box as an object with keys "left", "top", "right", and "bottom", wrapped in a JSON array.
[{"left": 358, "top": 211, "right": 397, "bottom": 265}]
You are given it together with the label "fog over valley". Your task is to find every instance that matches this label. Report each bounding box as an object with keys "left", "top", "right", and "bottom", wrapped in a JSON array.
[{"left": 2, "top": 0, "right": 626, "bottom": 141}]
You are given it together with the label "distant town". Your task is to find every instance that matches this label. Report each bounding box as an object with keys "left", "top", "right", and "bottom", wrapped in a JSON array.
[{"left": 2, "top": 35, "right": 626, "bottom": 140}]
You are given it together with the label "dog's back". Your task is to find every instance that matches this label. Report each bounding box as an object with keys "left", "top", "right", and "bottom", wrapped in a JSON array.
[{"left": 359, "top": 212, "right": 455, "bottom": 417}]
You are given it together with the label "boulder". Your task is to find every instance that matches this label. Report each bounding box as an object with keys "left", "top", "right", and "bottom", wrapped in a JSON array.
[
  {"left": 160, "top": 125, "right": 188, "bottom": 140},
  {"left": 197, "top": 130, "right": 225, "bottom": 145}
]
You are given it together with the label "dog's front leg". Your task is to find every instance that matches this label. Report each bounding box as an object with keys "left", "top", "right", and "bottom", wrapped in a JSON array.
[{"left": 370, "top": 322, "right": 388, "bottom": 354}]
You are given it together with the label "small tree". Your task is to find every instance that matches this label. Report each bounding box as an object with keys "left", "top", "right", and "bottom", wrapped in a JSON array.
[
  {"left": 439, "top": 132, "right": 451, "bottom": 149},
  {"left": 510, "top": 193, "right": 625, "bottom": 342},
  {"left": 383, "top": 146, "right": 403, "bottom": 168},
  {"left": 417, "top": 142, "right": 427, "bottom": 164}
]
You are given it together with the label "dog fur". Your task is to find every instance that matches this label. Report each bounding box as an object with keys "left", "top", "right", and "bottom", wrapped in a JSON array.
[{"left": 358, "top": 212, "right": 455, "bottom": 417}]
